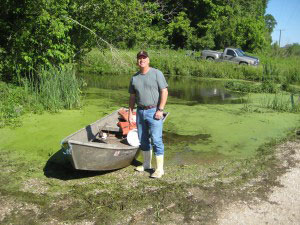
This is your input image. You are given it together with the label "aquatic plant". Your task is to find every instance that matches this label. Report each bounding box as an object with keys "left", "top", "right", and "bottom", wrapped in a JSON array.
[
  {"left": 0, "top": 65, "right": 83, "bottom": 127},
  {"left": 241, "top": 94, "right": 253, "bottom": 112},
  {"left": 260, "top": 93, "right": 300, "bottom": 112},
  {"left": 35, "top": 65, "right": 83, "bottom": 111}
]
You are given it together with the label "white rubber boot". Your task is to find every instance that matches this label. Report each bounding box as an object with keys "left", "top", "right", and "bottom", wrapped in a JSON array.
[
  {"left": 150, "top": 155, "right": 164, "bottom": 178},
  {"left": 135, "top": 150, "right": 152, "bottom": 172}
]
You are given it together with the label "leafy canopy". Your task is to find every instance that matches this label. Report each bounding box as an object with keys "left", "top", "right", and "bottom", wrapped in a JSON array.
[{"left": 0, "top": 0, "right": 275, "bottom": 81}]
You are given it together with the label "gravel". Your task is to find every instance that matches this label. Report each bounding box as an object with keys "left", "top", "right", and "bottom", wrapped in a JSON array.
[{"left": 217, "top": 141, "right": 300, "bottom": 225}]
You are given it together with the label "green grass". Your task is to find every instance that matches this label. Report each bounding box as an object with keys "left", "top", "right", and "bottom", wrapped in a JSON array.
[{"left": 79, "top": 48, "right": 300, "bottom": 87}]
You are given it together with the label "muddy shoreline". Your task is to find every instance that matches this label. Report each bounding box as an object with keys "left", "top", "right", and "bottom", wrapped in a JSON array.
[{"left": 1, "top": 134, "right": 299, "bottom": 224}]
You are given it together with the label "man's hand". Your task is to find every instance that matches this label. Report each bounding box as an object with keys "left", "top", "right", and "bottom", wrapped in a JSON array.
[
  {"left": 155, "top": 88, "right": 167, "bottom": 120},
  {"left": 128, "top": 111, "right": 135, "bottom": 124},
  {"left": 129, "top": 93, "right": 136, "bottom": 124},
  {"left": 154, "top": 110, "right": 163, "bottom": 120}
]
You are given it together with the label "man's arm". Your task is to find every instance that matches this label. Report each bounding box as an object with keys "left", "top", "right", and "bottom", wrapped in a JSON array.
[
  {"left": 158, "top": 88, "right": 168, "bottom": 110},
  {"left": 155, "top": 88, "right": 168, "bottom": 119},
  {"left": 128, "top": 93, "right": 136, "bottom": 123}
]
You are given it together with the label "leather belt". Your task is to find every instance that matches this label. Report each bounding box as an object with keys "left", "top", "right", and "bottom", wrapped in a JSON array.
[{"left": 138, "top": 105, "right": 157, "bottom": 110}]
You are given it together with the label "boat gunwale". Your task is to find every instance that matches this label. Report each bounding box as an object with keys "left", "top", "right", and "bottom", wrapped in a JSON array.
[
  {"left": 61, "top": 108, "right": 123, "bottom": 143},
  {"left": 61, "top": 109, "right": 170, "bottom": 148},
  {"left": 68, "top": 140, "right": 139, "bottom": 150}
]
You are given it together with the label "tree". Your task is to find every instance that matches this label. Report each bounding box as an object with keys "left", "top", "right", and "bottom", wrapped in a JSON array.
[
  {"left": 0, "top": 0, "right": 74, "bottom": 81},
  {"left": 166, "top": 12, "right": 194, "bottom": 49},
  {"left": 68, "top": 0, "right": 165, "bottom": 50},
  {"left": 264, "top": 14, "right": 277, "bottom": 33},
  {"left": 0, "top": 0, "right": 275, "bottom": 81}
]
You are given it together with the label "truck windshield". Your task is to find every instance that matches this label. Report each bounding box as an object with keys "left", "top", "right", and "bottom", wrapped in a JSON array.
[{"left": 236, "top": 49, "right": 245, "bottom": 57}]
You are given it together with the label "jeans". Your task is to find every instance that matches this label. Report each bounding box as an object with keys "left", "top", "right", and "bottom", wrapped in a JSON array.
[{"left": 136, "top": 107, "right": 164, "bottom": 156}]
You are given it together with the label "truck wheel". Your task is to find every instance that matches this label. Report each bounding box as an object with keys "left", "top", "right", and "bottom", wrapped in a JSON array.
[
  {"left": 206, "top": 57, "right": 214, "bottom": 61},
  {"left": 239, "top": 62, "right": 248, "bottom": 65}
]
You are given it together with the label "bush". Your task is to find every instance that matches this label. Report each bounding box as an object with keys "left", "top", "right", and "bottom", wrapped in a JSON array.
[
  {"left": 0, "top": 82, "right": 31, "bottom": 127},
  {"left": 286, "top": 44, "right": 300, "bottom": 56},
  {"left": 225, "top": 81, "right": 262, "bottom": 93},
  {"left": 260, "top": 80, "right": 279, "bottom": 93}
]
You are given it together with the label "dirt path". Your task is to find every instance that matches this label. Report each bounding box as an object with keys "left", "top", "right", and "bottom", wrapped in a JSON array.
[{"left": 217, "top": 141, "right": 300, "bottom": 225}]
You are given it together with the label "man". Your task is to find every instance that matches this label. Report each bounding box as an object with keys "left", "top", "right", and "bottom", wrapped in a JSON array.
[{"left": 128, "top": 51, "right": 168, "bottom": 178}]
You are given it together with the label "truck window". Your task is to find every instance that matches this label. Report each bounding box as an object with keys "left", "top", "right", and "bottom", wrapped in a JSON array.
[
  {"left": 236, "top": 49, "right": 245, "bottom": 56},
  {"left": 226, "top": 49, "right": 235, "bottom": 56}
]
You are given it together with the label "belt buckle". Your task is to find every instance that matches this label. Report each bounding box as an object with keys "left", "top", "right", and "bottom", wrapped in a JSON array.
[
  {"left": 148, "top": 105, "right": 156, "bottom": 109},
  {"left": 141, "top": 105, "right": 156, "bottom": 110}
]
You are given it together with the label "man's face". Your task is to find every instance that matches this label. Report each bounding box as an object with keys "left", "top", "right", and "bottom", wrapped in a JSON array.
[{"left": 137, "top": 56, "right": 150, "bottom": 68}]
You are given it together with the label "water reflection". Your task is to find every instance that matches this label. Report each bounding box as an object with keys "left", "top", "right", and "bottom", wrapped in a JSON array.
[
  {"left": 167, "top": 76, "right": 245, "bottom": 104},
  {"left": 82, "top": 74, "right": 246, "bottom": 104},
  {"left": 163, "top": 131, "right": 225, "bottom": 166},
  {"left": 163, "top": 131, "right": 211, "bottom": 146}
]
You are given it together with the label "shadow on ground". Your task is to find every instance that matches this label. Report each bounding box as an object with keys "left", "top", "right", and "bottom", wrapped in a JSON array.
[{"left": 43, "top": 148, "right": 123, "bottom": 180}]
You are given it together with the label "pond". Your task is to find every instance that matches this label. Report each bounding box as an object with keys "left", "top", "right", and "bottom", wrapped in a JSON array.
[
  {"left": 0, "top": 73, "right": 298, "bottom": 170},
  {"left": 80, "top": 73, "right": 251, "bottom": 165},
  {"left": 81, "top": 73, "right": 299, "bottom": 167},
  {"left": 83, "top": 73, "right": 246, "bottom": 105}
]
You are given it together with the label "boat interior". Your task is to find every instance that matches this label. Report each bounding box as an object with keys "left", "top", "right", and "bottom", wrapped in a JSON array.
[{"left": 63, "top": 109, "right": 169, "bottom": 148}]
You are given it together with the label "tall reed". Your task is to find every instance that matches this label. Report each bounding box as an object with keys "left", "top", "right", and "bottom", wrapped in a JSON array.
[
  {"left": 260, "top": 93, "right": 300, "bottom": 112},
  {"left": 80, "top": 49, "right": 300, "bottom": 88},
  {"left": 0, "top": 65, "right": 83, "bottom": 127},
  {"left": 38, "top": 70, "right": 60, "bottom": 111},
  {"left": 33, "top": 65, "right": 83, "bottom": 111}
]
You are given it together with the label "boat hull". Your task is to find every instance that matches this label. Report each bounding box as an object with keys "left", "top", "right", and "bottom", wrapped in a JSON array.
[
  {"left": 67, "top": 142, "right": 138, "bottom": 171},
  {"left": 62, "top": 108, "right": 169, "bottom": 171}
]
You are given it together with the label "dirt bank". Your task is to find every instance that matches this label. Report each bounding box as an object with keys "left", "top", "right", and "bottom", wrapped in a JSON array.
[
  {"left": 1, "top": 138, "right": 300, "bottom": 224},
  {"left": 217, "top": 140, "right": 300, "bottom": 225}
]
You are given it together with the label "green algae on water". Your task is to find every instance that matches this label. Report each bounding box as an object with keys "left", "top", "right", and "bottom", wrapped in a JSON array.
[{"left": 0, "top": 85, "right": 300, "bottom": 224}]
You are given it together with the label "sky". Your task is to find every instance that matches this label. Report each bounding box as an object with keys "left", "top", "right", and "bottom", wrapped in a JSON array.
[{"left": 266, "top": 0, "right": 300, "bottom": 47}]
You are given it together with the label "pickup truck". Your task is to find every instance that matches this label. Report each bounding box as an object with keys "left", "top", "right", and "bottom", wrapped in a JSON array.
[{"left": 201, "top": 48, "right": 259, "bottom": 66}]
